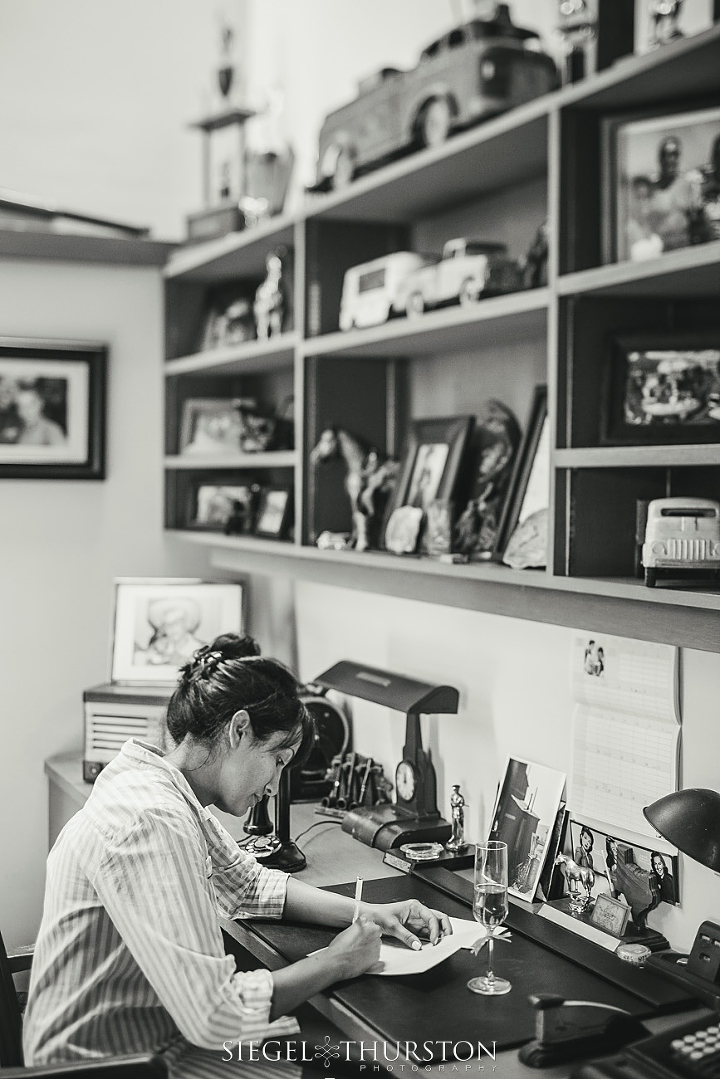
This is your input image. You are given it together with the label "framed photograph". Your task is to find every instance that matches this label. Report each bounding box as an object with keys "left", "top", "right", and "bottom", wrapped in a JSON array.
[
  {"left": 0, "top": 337, "right": 106, "bottom": 480},
  {"left": 602, "top": 333, "right": 720, "bottom": 445},
  {"left": 191, "top": 484, "right": 254, "bottom": 531},
  {"left": 493, "top": 385, "right": 549, "bottom": 562},
  {"left": 603, "top": 104, "right": 720, "bottom": 265},
  {"left": 254, "top": 486, "right": 293, "bottom": 539},
  {"left": 489, "top": 756, "right": 567, "bottom": 902},
  {"left": 111, "top": 578, "right": 245, "bottom": 684},
  {"left": 384, "top": 415, "right": 473, "bottom": 542},
  {"left": 179, "top": 398, "right": 243, "bottom": 456}
]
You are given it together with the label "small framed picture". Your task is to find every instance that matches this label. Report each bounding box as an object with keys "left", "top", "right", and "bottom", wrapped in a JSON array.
[
  {"left": 602, "top": 334, "right": 720, "bottom": 445},
  {"left": 589, "top": 894, "right": 631, "bottom": 939},
  {"left": 384, "top": 415, "right": 474, "bottom": 550},
  {"left": 0, "top": 337, "right": 106, "bottom": 480},
  {"left": 179, "top": 398, "right": 243, "bottom": 456},
  {"left": 111, "top": 578, "right": 245, "bottom": 684},
  {"left": 493, "top": 386, "right": 549, "bottom": 563},
  {"left": 602, "top": 104, "right": 720, "bottom": 265},
  {"left": 254, "top": 486, "right": 293, "bottom": 539},
  {"left": 191, "top": 484, "right": 254, "bottom": 530}
]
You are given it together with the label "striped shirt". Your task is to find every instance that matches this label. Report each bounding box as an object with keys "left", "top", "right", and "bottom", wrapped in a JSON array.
[{"left": 23, "top": 740, "right": 300, "bottom": 1076}]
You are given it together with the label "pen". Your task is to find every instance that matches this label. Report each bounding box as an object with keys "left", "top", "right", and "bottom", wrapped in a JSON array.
[{"left": 352, "top": 876, "right": 363, "bottom": 922}]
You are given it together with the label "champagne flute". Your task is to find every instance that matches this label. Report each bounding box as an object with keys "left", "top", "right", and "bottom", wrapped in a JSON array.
[{"left": 467, "top": 840, "right": 511, "bottom": 996}]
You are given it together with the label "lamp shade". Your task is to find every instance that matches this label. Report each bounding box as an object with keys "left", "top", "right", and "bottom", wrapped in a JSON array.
[{"left": 644, "top": 789, "right": 720, "bottom": 873}]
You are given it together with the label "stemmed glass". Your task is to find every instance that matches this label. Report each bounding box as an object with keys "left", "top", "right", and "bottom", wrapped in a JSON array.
[{"left": 467, "top": 840, "right": 511, "bottom": 996}]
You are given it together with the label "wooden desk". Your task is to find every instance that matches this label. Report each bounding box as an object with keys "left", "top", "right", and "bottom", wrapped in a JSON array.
[{"left": 45, "top": 755, "right": 689, "bottom": 1079}]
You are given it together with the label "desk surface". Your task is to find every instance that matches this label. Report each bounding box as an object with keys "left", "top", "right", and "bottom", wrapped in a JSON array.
[{"left": 46, "top": 755, "right": 692, "bottom": 1079}]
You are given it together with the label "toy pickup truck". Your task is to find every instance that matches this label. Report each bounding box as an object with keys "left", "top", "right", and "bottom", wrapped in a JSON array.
[
  {"left": 398, "top": 238, "right": 523, "bottom": 315},
  {"left": 314, "top": 5, "right": 558, "bottom": 190}
]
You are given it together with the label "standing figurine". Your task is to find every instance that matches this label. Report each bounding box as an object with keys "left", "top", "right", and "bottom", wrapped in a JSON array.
[
  {"left": 556, "top": 0, "right": 597, "bottom": 84},
  {"left": 254, "top": 250, "right": 286, "bottom": 339},
  {"left": 446, "top": 784, "right": 466, "bottom": 852},
  {"left": 648, "top": 0, "right": 685, "bottom": 48}
]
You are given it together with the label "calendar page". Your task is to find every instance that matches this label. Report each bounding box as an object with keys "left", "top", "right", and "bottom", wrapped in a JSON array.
[{"left": 569, "top": 635, "right": 680, "bottom": 845}]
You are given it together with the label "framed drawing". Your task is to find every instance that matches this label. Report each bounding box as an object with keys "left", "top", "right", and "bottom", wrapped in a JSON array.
[
  {"left": 0, "top": 337, "right": 106, "bottom": 480},
  {"left": 602, "top": 104, "right": 720, "bottom": 264},
  {"left": 254, "top": 486, "right": 293, "bottom": 539},
  {"left": 179, "top": 398, "right": 243, "bottom": 456},
  {"left": 602, "top": 333, "right": 720, "bottom": 444},
  {"left": 493, "top": 386, "right": 549, "bottom": 565},
  {"left": 111, "top": 578, "right": 245, "bottom": 684}
]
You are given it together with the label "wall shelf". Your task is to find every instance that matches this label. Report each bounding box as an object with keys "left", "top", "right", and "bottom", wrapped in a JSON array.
[
  {"left": 164, "top": 23, "right": 720, "bottom": 654},
  {"left": 165, "top": 334, "right": 297, "bottom": 376},
  {"left": 164, "top": 451, "right": 297, "bottom": 470}
]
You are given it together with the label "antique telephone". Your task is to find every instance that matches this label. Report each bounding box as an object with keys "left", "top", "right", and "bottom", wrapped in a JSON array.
[{"left": 313, "top": 660, "right": 458, "bottom": 851}]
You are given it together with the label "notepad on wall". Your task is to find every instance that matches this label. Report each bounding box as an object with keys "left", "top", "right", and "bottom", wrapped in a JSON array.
[{"left": 569, "top": 634, "right": 680, "bottom": 844}]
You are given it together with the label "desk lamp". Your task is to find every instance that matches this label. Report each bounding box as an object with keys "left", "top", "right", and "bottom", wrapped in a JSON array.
[
  {"left": 313, "top": 660, "right": 459, "bottom": 851},
  {"left": 643, "top": 789, "right": 720, "bottom": 1006}
]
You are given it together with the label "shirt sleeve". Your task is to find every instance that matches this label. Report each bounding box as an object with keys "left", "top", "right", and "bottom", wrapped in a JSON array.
[
  {"left": 199, "top": 809, "right": 290, "bottom": 920},
  {"left": 86, "top": 806, "right": 299, "bottom": 1050}
]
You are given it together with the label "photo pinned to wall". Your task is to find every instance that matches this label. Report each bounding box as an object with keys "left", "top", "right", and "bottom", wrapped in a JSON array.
[
  {"left": 383, "top": 414, "right": 473, "bottom": 555},
  {"left": 494, "top": 385, "right": 549, "bottom": 569},
  {"left": 602, "top": 333, "right": 720, "bottom": 445},
  {"left": 489, "top": 756, "right": 567, "bottom": 902},
  {"left": 111, "top": 578, "right": 245, "bottom": 684},
  {"left": 567, "top": 819, "right": 679, "bottom": 923},
  {"left": 603, "top": 104, "right": 720, "bottom": 265},
  {"left": 0, "top": 337, "right": 106, "bottom": 479}
]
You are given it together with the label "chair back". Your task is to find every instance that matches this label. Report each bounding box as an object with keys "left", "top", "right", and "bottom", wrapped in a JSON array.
[{"left": 0, "top": 928, "right": 24, "bottom": 1067}]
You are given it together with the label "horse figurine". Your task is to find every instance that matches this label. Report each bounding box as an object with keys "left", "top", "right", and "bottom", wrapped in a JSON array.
[
  {"left": 254, "top": 251, "right": 286, "bottom": 339},
  {"left": 310, "top": 427, "right": 399, "bottom": 552},
  {"left": 554, "top": 853, "right": 595, "bottom": 913}
]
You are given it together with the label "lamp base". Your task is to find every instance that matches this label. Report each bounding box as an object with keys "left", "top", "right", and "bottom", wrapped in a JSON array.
[{"left": 342, "top": 803, "right": 452, "bottom": 851}]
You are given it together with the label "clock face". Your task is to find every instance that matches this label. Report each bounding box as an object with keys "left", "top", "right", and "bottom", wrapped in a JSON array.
[{"left": 395, "top": 759, "right": 417, "bottom": 803}]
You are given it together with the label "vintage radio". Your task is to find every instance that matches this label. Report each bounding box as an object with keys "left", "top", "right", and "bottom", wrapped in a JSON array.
[{"left": 83, "top": 683, "right": 172, "bottom": 782}]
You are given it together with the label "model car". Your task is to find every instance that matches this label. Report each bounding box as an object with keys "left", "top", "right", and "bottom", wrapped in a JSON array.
[
  {"left": 339, "top": 251, "right": 432, "bottom": 331},
  {"left": 397, "top": 238, "right": 523, "bottom": 315},
  {"left": 642, "top": 496, "right": 720, "bottom": 587},
  {"left": 314, "top": 4, "right": 558, "bottom": 190}
]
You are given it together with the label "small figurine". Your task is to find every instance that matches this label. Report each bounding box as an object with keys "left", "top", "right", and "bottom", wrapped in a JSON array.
[
  {"left": 555, "top": 853, "right": 595, "bottom": 914},
  {"left": 648, "top": 0, "right": 685, "bottom": 48},
  {"left": 522, "top": 220, "right": 549, "bottom": 290},
  {"left": 555, "top": 0, "right": 597, "bottom": 84},
  {"left": 446, "top": 785, "right": 465, "bottom": 852},
  {"left": 254, "top": 250, "right": 286, "bottom": 339}
]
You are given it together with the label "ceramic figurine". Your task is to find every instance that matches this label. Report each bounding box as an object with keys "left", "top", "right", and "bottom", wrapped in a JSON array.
[
  {"left": 648, "top": 0, "right": 685, "bottom": 48},
  {"left": 254, "top": 251, "right": 286, "bottom": 339},
  {"left": 446, "top": 785, "right": 466, "bottom": 852},
  {"left": 555, "top": 853, "right": 595, "bottom": 913},
  {"left": 556, "top": 0, "right": 597, "bottom": 84}
]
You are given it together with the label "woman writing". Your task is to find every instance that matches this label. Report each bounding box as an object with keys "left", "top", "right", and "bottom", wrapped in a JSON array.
[{"left": 24, "top": 634, "right": 450, "bottom": 1077}]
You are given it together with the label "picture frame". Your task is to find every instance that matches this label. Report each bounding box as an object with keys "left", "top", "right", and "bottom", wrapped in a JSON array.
[
  {"left": 601, "top": 333, "right": 720, "bottom": 445},
  {"left": 179, "top": 398, "right": 243, "bottom": 456},
  {"left": 384, "top": 415, "right": 474, "bottom": 544},
  {"left": 0, "top": 337, "right": 106, "bottom": 480},
  {"left": 190, "top": 484, "right": 255, "bottom": 531},
  {"left": 493, "top": 385, "right": 549, "bottom": 561},
  {"left": 602, "top": 103, "right": 720, "bottom": 265},
  {"left": 254, "top": 486, "right": 293, "bottom": 539},
  {"left": 110, "top": 577, "right": 246, "bottom": 684}
]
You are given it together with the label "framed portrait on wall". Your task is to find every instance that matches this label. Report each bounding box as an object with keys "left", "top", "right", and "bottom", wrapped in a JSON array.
[
  {"left": 0, "top": 337, "right": 106, "bottom": 480},
  {"left": 110, "top": 578, "right": 245, "bottom": 684},
  {"left": 602, "top": 104, "right": 720, "bottom": 264}
]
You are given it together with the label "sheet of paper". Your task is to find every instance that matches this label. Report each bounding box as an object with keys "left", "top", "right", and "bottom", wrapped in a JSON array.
[
  {"left": 569, "top": 634, "right": 680, "bottom": 841},
  {"left": 310, "top": 917, "right": 485, "bottom": 977}
]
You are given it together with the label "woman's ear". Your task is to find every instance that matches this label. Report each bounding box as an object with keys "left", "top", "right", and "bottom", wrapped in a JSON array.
[{"left": 229, "top": 709, "right": 251, "bottom": 748}]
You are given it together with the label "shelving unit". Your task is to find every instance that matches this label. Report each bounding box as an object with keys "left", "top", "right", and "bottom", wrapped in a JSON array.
[{"left": 164, "top": 23, "right": 720, "bottom": 654}]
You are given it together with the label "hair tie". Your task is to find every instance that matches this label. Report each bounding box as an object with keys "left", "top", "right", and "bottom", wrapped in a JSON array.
[{"left": 198, "top": 650, "right": 223, "bottom": 678}]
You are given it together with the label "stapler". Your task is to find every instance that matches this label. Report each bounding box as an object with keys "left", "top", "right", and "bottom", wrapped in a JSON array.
[{"left": 518, "top": 993, "right": 648, "bottom": 1068}]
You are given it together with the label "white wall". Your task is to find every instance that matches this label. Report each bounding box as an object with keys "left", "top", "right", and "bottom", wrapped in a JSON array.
[
  {"left": 295, "top": 584, "right": 720, "bottom": 952},
  {"left": 0, "top": 0, "right": 246, "bottom": 240},
  {"left": 0, "top": 256, "right": 211, "bottom": 947}
]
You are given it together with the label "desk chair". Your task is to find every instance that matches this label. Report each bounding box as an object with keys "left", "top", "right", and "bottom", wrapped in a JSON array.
[{"left": 0, "top": 929, "right": 166, "bottom": 1078}]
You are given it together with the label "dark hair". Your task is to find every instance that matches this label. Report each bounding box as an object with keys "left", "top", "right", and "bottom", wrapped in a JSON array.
[
  {"left": 166, "top": 633, "right": 314, "bottom": 764},
  {"left": 651, "top": 851, "right": 666, "bottom": 873},
  {"left": 580, "top": 826, "right": 594, "bottom": 849},
  {"left": 605, "top": 836, "right": 618, "bottom": 868}
]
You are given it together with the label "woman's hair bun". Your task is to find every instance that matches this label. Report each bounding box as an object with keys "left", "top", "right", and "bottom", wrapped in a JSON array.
[{"left": 211, "top": 632, "right": 261, "bottom": 661}]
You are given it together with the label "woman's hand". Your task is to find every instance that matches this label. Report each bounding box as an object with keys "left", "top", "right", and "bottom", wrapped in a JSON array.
[
  {"left": 326, "top": 917, "right": 383, "bottom": 979},
  {"left": 358, "top": 900, "right": 452, "bottom": 950}
]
